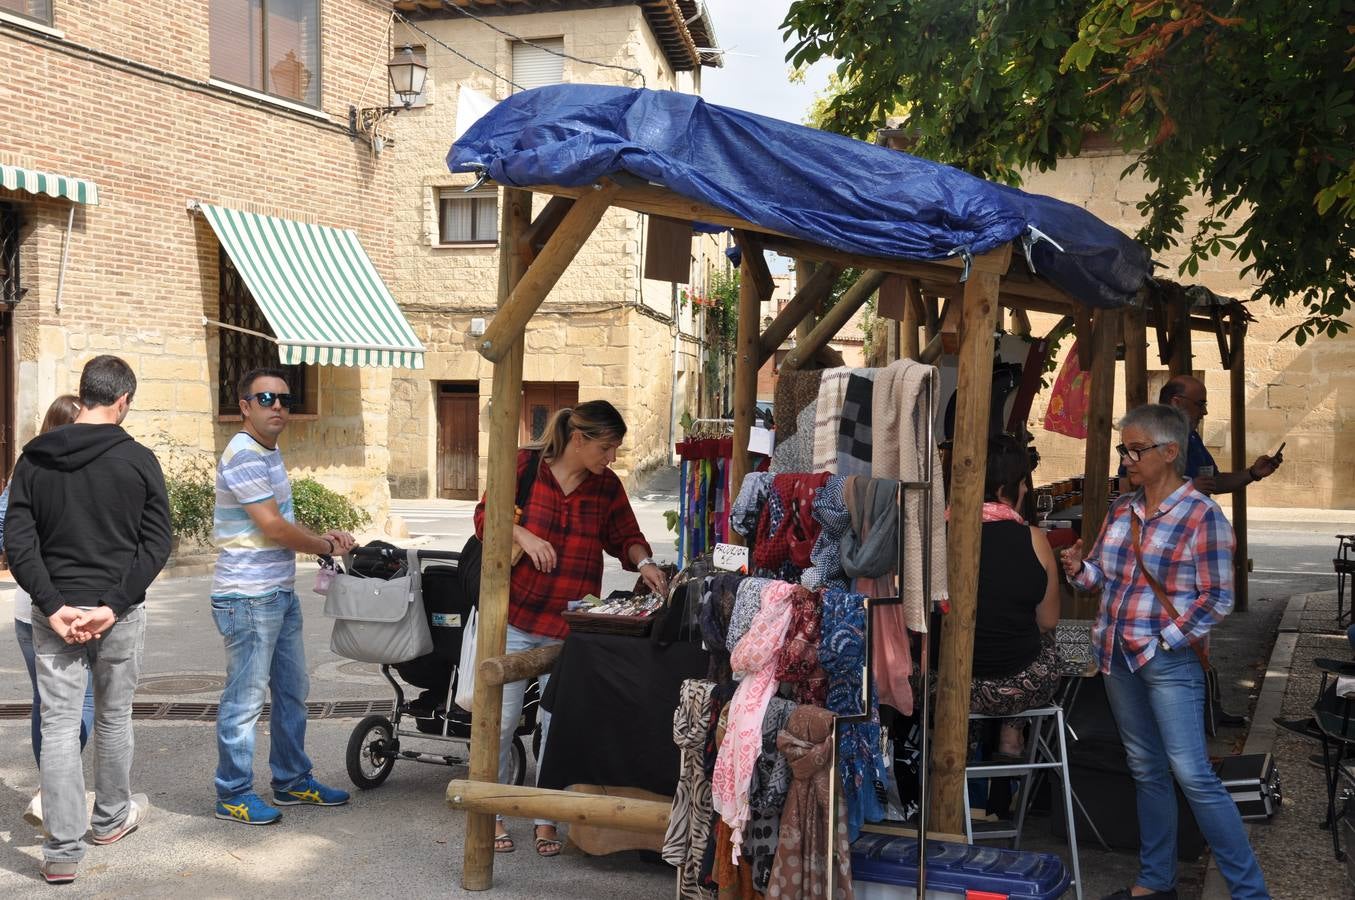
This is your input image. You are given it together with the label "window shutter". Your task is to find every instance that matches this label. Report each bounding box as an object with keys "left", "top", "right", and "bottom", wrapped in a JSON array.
[{"left": 512, "top": 39, "right": 565, "bottom": 91}]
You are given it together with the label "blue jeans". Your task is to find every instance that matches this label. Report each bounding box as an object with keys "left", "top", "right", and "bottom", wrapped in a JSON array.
[
  {"left": 497, "top": 624, "right": 562, "bottom": 827},
  {"left": 212, "top": 590, "right": 313, "bottom": 800},
  {"left": 1105, "top": 647, "right": 1269, "bottom": 899},
  {"left": 15, "top": 618, "right": 94, "bottom": 764}
]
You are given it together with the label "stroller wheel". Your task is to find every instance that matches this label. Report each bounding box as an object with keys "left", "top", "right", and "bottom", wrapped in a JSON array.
[
  {"left": 347, "top": 714, "right": 397, "bottom": 790},
  {"left": 508, "top": 735, "right": 528, "bottom": 787}
]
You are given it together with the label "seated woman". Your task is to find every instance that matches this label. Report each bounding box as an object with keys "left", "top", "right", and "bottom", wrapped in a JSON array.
[{"left": 971, "top": 435, "right": 1062, "bottom": 758}]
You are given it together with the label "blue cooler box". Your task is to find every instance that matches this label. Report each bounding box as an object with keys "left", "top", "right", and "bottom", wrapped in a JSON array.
[{"left": 851, "top": 833, "right": 1070, "bottom": 899}]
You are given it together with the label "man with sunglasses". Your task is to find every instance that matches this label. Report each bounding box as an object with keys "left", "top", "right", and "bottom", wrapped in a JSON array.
[
  {"left": 1159, "top": 375, "right": 1282, "bottom": 495},
  {"left": 210, "top": 367, "right": 356, "bottom": 826}
]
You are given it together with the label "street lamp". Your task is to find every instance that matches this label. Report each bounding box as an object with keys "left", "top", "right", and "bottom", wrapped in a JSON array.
[{"left": 349, "top": 45, "right": 429, "bottom": 144}]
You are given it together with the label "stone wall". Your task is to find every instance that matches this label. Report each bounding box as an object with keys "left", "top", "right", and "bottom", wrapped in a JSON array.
[
  {"left": 1019, "top": 152, "right": 1355, "bottom": 509},
  {"left": 0, "top": 0, "right": 400, "bottom": 522}
]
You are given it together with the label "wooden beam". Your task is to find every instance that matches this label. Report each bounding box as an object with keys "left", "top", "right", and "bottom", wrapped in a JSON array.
[
  {"left": 447, "top": 781, "right": 671, "bottom": 834},
  {"left": 930, "top": 268, "right": 1000, "bottom": 835},
  {"left": 1209, "top": 306, "right": 1231, "bottom": 370},
  {"left": 478, "top": 643, "right": 563, "bottom": 689},
  {"left": 1169, "top": 295, "right": 1193, "bottom": 376},
  {"left": 1079, "top": 309, "right": 1123, "bottom": 619},
  {"left": 519, "top": 195, "right": 574, "bottom": 265},
  {"left": 1073, "top": 303, "right": 1093, "bottom": 370},
  {"left": 727, "top": 254, "right": 764, "bottom": 546},
  {"left": 733, "top": 230, "right": 775, "bottom": 307},
  {"left": 900, "top": 278, "right": 921, "bottom": 360},
  {"left": 1124, "top": 304, "right": 1149, "bottom": 409},
  {"left": 462, "top": 187, "right": 532, "bottom": 892},
  {"left": 1230, "top": 312, "right": 1250, "bottom": 612},
  {"left": 760, "top": 262, "right": 841, "bottom": 364},
  {"left": 780, "top": 269, "right": 888, "bottom": 371},
  {"left": 477, "top": 180, "right": 621, "bottom": 363}
]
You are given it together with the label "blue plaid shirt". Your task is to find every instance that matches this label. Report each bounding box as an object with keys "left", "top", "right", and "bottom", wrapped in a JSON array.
[{"left": 1073, "top": 481, "right": 1235, "bottom": 673}]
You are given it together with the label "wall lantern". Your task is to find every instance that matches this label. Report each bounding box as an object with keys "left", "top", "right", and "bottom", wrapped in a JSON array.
[{"left": 348, "top": 45, "right": 429, "bottom": 147}]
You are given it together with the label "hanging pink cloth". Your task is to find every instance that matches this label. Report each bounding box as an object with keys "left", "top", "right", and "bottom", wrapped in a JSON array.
[
  {"left": 1043, "top": 340, "right": 1092, "bottom": 439},
  {"left": 711, "top": 581, "right": 797, "bottom": 865}
]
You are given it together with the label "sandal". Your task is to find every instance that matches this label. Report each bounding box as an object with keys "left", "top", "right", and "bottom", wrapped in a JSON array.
[
  {"left": 494, "top": 828, "right": 515, "bottom": 854},
  {"left": 534, "top": 824, "right": 562, "bottom": 858}
]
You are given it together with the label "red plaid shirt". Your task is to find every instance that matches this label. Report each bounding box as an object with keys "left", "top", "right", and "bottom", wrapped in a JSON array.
[
  {"left": 473, "top": 450, "right": 652, "bottom": 639},
  {"left": 1073, "top": 482, "right": 1235, "bottom": 673}
]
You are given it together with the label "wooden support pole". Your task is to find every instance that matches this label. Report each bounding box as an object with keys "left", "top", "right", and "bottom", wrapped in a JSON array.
[
  {"left": 519, "top": 195, "right": 574, "bottom": 264},
  {"left": 728, "top": 254, "right": 765, "bottom": 546},
  {"left": 900, "top": 279, "right": 921, "bottom": 360},
  {"left": 1169, "top": 297, "right": 1194, "bottom": 376},
  {"left": 1073, "top": 303, "right": 1094, "bottom": 370},
  {"left": 478, "top": 644, "right": 563, "bottom": 689},
  {"left": 477, "top": 180, "right": 621, "bottom": 363},
  {"left": 1078, "top": 310, "right": 1123, "bottom": 618},
  {"left": 447, "top": 782, "right": 672, "bottom": 834},
  {"left": 1230, "top": 314, "right": 1250, "bottom": 612},
  {"left": 760, "top": 262, "right": 841, "bottom": 365},
  {"left": 780, "top": 269, "right": 887, "bottom": 371},
  {"left": 1124, "top": 304, "right": 1149, "bottom": 409},
  {"left": 733, "top": 230, "right": 775, "bottom": 307},
  {"left": 461, "top": 188, "right": 532, "bottom": 892},
  {"left": 929, "top": 268, "right": 1001, "bottom": 836}
]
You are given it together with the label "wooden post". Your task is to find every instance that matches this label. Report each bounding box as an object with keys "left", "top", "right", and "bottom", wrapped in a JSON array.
[
  {"left": 478, "top": 180, "right": 621, "bottom": 363},
  {"left": 447, "top": 781, "right": 672, "bottom": 834},
  {"left": 780, "top": 269, "right": 887, "bottom": 370},
  {"left": 929, "top": 266, "right": 1002, "bottom": 836},
  {"left": 462, "top": 188, "right": 532, "bottom": 891},
  {"left": 900, "top": 279, "right": 921, "bottom": 360},
  {"left": 1124, "top": 304, "right": 1149, "bottom": 409},
  {"left": 728, "top": 253, "right": 765, "bottom": 546},
  {"left": 795, "top": 258, "right": 819, "bottom": 342},
  {"left": 1230, "top": 314, "right": 1250, "bottom": 612},
  {"left": 1169, "top": 296, "right": 1194, "bottom": 377},
  {"left": 760, "top": 262, "right": 841, "bottom": 364},
  {"left": 1078, "top": 309, "right": 1122, "bottom": 618}
]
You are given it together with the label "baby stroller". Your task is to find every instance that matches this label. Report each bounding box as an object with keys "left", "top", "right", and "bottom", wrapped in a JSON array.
[{"left": 326, "top": 542, "right": 541, "bottom": 790}]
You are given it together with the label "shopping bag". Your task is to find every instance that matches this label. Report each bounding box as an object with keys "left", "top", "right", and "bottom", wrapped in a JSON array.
[
  {"left": 324, "top": 548, "right": 433, "bottom": 664},
  {"left": 455, "top": 607, "right": 478, "bottom": 711}
]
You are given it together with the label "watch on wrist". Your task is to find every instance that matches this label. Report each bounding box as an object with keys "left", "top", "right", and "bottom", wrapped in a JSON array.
[
  {"left": 637, "top": 556, "right": 656, "bottom": 569},
  {"left": 1158, "top": 634, "right": 1172, "bottom": 652}
]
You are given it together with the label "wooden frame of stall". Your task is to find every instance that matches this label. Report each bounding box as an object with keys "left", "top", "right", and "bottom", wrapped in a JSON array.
[{"left": 445, "top": 174, "right": 1253, "bottom": 890}]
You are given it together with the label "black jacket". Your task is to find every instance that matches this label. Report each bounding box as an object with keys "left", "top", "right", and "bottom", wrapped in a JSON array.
[{"left": 6, "top": 422, "right": 171, "bottom": 617}]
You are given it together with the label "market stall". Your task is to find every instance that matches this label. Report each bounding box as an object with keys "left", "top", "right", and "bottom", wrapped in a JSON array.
[{"left": 437, "top": 84, "right": 1259, "bottom": 893}]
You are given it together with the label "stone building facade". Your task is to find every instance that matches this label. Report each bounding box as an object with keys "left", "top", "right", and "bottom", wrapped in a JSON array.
[
  {"left": 0, "top": 0, "right": 416, "bottom": 521},
  {"left": 382, "top": 1, "right": 722, "bottom": 498}
]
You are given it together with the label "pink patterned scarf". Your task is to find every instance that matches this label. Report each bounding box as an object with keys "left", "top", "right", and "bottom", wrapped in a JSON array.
[
  {"left": 711, "top": 581, "right": 797, "bottom": 864},
  {"left": 981, "top": 501, "right": 1026, "bottom": 524}
]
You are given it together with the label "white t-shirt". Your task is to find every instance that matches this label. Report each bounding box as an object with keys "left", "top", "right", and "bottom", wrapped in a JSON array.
[{"left": 13, "top": 585, "right": 32, "bottom": 624}]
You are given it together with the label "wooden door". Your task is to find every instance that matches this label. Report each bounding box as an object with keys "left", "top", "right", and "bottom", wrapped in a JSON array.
[
  {"left": 437, "top": 391, "right": 478, "bottom": 500},
  {"left": 520, "top": 382, "right": 578, "bottom": 445}
]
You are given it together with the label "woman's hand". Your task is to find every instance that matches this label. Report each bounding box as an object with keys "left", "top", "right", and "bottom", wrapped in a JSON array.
[
  {"left": 516, "top": 527, "right": 557, "bottom": 573},
  {"left": 1060, "top": 539, "right": 1085, "bottom": 580},
  {"left": 640, "top": 562, "right": 668, "bottom": 596}
]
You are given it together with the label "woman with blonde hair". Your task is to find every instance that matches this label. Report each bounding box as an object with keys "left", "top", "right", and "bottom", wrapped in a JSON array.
[
  {"left": 3, "top": 394, "right": 86, "bottom": 828},
  {"left": 471, "top": 399, "right": 666, "bottom": 856}
]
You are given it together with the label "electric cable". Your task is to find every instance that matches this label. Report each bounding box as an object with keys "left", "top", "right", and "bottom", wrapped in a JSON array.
[{"left": 393, "top": 11, "right": 525, "bottom": 92}]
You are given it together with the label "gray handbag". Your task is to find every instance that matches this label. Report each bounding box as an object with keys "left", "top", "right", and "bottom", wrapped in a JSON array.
[{"left": 324, "top": 549, "right": 433, "bottom": 664}]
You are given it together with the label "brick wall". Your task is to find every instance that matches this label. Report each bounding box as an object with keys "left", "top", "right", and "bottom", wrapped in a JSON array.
[{"left": 0, "top": 0, "right": 402, "bottom": 520}]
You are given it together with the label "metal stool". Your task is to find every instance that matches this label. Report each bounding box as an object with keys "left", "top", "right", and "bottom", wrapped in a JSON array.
[
  {"left": 1336, "top": 535, "right": 1355, "bottom": 627},
  {"left": 964, "top": 705, "right": 1085, "bottom": 900}
]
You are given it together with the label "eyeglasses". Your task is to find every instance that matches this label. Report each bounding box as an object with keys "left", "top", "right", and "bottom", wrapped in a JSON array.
[
  {"left": 246, "top": 392, "right": 295, "bottom": 409},
  {"left": 1116, "top": 442, "right": 1164, "bottom": 462}
]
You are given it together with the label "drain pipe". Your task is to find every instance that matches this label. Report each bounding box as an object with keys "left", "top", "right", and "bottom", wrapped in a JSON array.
[
  {"left": 54, "top": 203, "right": 74, "bottom": 313},
  {"left": 669, "top": 282, "right": 681, "bottom": 464}
]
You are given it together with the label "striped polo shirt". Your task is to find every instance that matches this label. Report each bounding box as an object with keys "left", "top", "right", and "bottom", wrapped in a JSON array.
[{"left": 211, "top": 431, "right": 296, "bottom": 598}]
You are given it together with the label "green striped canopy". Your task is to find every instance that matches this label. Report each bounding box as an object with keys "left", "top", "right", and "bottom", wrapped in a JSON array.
[
  {"left": 199, "top": 203, "right": 424, "bottom": 369},
  {"left": 0, "top": 164, "right": 99, "bottom": 204}
]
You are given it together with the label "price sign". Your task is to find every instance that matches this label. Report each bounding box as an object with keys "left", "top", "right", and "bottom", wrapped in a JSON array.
[{"left": 713, "top": 542, "right": 749, "bottom": 573}]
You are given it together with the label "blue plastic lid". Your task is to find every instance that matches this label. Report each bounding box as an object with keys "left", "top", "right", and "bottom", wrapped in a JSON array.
[{"left": 851, "top": 834, "right": 1070, "bottom": 900}]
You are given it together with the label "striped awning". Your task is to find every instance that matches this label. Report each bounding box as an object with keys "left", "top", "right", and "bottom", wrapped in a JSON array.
[
  {"left": 197, "top": 203, "right": 424, "bottom": 368},
  {"left": 0, "top": 164, "right": 100, "bottom": 205}
]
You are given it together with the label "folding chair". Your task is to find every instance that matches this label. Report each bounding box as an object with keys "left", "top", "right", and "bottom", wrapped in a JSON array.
[
  {"left": 1335, "top": 535, "right": 1355, "bottom": 627},
  {"left": 1312, "top": 657, "right": 1355, "bottom": 859}
]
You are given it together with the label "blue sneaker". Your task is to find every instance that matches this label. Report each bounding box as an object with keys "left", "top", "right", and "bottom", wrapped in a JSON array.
[
  {"left": 216, "top": 792, "right": 282, "bottom": 826},
  {"left": 273, "top": 776, "right": 350, "bottom": 807}
]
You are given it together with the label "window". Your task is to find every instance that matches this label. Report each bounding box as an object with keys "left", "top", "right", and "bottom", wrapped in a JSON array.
[
  {"left": 217, "top": 253, "right": 316, "bottom": 415},
  {"left": 0, "top": 203, "right": 23, "bottom": 305},
  {"left": 438, "top": 188, "right": 498, "bottom": 245},
  {"left": 210, "top": 0, "right": 320, "bottom": 107},
  {"left": 0, "top": 1, "right": 51, "bottom": 25},
  {"left": 511, "top": 38, "right": 564, "bottom": 91}
]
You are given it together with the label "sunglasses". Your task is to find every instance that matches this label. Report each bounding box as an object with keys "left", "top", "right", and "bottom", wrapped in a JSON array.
[{"left": 246, "top": 391, "right": 295, "bottom": 409}]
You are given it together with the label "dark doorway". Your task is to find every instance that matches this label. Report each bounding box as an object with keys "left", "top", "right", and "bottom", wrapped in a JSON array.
[{"left": 436, "top": 382, "right": 478, "bottom": 500}]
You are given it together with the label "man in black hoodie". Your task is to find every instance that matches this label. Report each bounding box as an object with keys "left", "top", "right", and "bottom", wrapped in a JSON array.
[{"left": 6, "top": 354, "right": 171, "bottom": 885}]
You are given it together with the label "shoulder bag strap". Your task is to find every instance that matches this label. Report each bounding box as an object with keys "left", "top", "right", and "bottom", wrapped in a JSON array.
[
  {"left": 514, "top": 450, "right": 542, "bottom": 527},
  {"left": 1131, "top": 514, "right": 1211, "bottom": 670}
]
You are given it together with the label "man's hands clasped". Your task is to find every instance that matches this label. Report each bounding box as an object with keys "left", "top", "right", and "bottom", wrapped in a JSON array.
[{"left": 50, "top": 604, "right": 118, "bottom": 644}]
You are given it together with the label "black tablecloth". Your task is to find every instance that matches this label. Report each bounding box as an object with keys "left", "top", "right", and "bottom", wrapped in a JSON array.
[{"left": 538, "top": 631, "right": 709, "bottom": 796}]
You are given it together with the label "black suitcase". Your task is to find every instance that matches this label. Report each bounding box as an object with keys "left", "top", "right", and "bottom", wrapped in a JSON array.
[{"left": 1214, "top": 753, "right": 1282, "bottom": 821}]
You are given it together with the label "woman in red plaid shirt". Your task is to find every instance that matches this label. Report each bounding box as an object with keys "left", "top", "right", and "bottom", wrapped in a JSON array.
[
  {"left": 1062, "top": 404, "right": 1267, "bottom": 900},
  {"left": 473, "top": 400, "right": 667, "bottom": 858}
]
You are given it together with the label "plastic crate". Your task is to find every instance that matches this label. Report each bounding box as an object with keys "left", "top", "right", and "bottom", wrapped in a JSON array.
[{"left": 852, "top": 833, "right": 1071, "bottom": 900}]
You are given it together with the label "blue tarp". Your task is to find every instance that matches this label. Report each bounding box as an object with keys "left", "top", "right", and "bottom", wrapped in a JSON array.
[{"left": 450, "top": 85, "right": 1151, "bottom": 309}]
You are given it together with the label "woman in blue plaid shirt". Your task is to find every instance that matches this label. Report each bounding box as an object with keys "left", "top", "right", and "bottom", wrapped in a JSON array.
[{"left": 1062, "top": 404, "right": 1267, "bottom": 900}]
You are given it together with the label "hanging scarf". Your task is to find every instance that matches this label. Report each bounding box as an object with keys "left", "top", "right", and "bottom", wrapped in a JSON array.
[
  {"left": 753, "top": 473, "right": 829, "bottom": 572},
  {"left": 982, "top": 500, "right": 1026, "bottom": 524},
  {"left": 730, "top": 472, "right": 773, "bottom": 541},
  {"left": 711, "top": 582, "right": 797, "bottom": 864},
  {"left": 697, "top": 683, "right": 738, "bottom": 891},
  {"left": 819, "top": 589, "right": 887, "bottom": 841},
  {"left": 746, "top": 696, "right": 797, "bottom": 892},
  {"left": 700, "top": 574, "right": 742, "bottom": 684},
  {"left": 664, "top": 679, "right": 719, "bottom": 900},
  {"left": 774, "top": 585, "right": 828, "bottom": 706},
  {"left": 804, "top": 475, "right": 850, "bottom": 591},
  {"left": 767, "top": 704, "right": 854, "bottom": 900},
  {"left": 840, "top": 478, "right": 900, "bottom": 579},
  {"left": 726, "top": 577, "right": 771, "bottom": 653}
]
